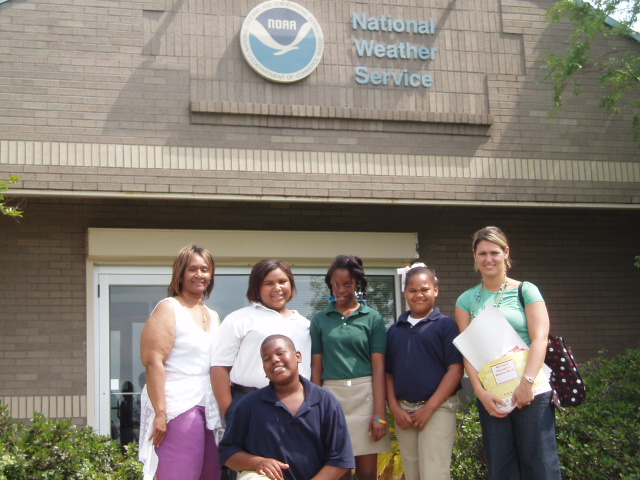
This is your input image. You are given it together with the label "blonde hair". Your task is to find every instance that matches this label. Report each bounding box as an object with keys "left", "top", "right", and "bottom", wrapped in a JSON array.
[{"left": 471, "top": 226, "right": 512, "bottom": 271}]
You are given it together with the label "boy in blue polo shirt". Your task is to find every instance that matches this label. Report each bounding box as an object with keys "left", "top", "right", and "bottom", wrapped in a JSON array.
[
  {"left": 218, "top": 334, "right": 355, "bottom": 480},
  {"left": 386, "top": 264, "right": 463, "bottom": 480}
]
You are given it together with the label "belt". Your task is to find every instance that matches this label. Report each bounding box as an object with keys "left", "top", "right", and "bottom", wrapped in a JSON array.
[
  {"left": 323, "top": 376, "right": 372, "bottom": 387},
  {"left": 399, "top": 398, "right": 426, "bottom": 407},
  {"left": 232, "top": 383, "right": 258, "bottom": 394}
]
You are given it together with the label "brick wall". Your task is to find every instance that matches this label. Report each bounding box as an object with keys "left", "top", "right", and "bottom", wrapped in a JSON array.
[
  {"left": 0, "top": 205, "right": 87, "bottom": 398},
  {"left": 1, "top": 0, "right": 639, "bottom": 207}
]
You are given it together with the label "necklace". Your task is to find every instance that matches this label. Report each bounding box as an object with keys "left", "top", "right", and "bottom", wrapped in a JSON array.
[
  {"left": 179, "top": 296, "right": 207, "bottom": 325},
  {"left": 470, "top": 277, "right": 508, "bottom": 320}
]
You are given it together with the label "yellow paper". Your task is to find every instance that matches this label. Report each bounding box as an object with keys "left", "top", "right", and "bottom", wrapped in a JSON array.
[{"left": 478, "top": 350, "right": 550, "bottom": 412}]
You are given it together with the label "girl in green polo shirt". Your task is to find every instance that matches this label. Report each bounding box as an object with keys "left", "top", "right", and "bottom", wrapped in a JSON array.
[{"left": 310, "top": 254, "right": 391, "bottom": 480}]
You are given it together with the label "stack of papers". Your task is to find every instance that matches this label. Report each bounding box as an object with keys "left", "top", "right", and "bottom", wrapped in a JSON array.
[{"left": 453, "top": 306, "right": 551, "bottom": 413}]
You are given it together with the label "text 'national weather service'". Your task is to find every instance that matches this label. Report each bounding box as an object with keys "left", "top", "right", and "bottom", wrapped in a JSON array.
[{"left": 353, "top": 12, "right": 439, "bottom": 88}]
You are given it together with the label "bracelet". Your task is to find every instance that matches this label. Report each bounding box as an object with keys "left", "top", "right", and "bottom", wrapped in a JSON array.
[{"left": 371, "top": 416, "right": 388, "bottom": 425}]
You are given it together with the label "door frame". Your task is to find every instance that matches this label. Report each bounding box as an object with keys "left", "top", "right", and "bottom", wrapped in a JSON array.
[{"left": 93, "top": 266, "right": 171, "bottom": 435}]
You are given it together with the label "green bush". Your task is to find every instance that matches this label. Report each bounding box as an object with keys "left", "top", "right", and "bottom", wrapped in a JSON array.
[
  {"left": 555, "top": 347, "right": 640, "bottom": 479},
  {"left": 451, "top": 400, "right": 487, "bottom": 480},
  {"left": 451, "top": 346, "right": 640, "bottom": 480},
  {"left": 0, "top": 404, "right": 142, "bottom": 479}
]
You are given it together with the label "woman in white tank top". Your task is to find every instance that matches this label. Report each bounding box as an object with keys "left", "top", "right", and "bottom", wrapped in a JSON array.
[{"left": 139, "top": 245, "right": 223, "bottom": 480}]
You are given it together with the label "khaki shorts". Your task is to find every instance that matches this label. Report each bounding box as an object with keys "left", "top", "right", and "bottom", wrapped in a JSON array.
[{"left": 323, "top": 376, "right": 392, "bottom": 456}]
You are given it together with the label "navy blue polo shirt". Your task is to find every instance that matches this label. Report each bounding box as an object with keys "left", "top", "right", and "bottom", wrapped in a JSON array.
[
  {"left": 385, "top": 308, "right": 463, "bottom": 404},
  {"left": 218, "top": 376, "right": 355, "bottom": 479}
]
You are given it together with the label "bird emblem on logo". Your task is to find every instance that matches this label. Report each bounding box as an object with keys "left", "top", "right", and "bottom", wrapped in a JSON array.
[{"left": 249, "top": 20, "right": 313, "bottom": 56}]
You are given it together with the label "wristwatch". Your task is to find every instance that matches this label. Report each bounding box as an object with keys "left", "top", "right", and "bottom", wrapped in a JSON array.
[{"left": 523, "top": 375, "right": 535, "bottom": 384}]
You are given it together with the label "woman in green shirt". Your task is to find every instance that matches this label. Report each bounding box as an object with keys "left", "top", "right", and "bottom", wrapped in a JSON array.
[{"left": 455, "top": 226, "right": 561, "bottom": 480}]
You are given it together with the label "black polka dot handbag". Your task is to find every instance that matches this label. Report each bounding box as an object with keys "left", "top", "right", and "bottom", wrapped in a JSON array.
[
  {"left": 518, "top": 283, "right": 586, "bottom": 411},
  {"left": 545, "top": 335, "right": 586, "bottom": 411}
]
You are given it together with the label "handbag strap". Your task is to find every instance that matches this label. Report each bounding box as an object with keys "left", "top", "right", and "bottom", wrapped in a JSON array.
[
  {"left": 517, "top": 282, "right": 524, "bottom": 308},
  {"left": 520, "top": 281, "right": 554, "bottom": 341}
]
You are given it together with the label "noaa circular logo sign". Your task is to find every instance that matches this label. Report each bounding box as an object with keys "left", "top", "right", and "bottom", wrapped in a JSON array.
[{"left": 240, "top": 1, "right": 324, "bottom": 83}]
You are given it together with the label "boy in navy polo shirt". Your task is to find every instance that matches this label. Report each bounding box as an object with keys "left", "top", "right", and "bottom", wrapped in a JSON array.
[
  {"left": 218, "top": 334, "right": 355, "bottom": 480},
  {"left": 386, "top": 264, "right": 463, "bottom": 480}
]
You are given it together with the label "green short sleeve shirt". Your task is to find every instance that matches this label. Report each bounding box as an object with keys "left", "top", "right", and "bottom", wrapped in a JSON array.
[
  {"left": 455, "top": 281, "right": 544, "bottom": 346},
  {"left": 310, "top": 302, "right": 387, "bottom": 380}
]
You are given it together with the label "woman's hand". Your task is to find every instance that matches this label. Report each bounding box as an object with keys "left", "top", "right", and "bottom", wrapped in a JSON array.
[
  {"left": 149, "top": 412, "right": 168, "bottom": 447},
  {"left": 369, "top": 418, "right": 388, "bottom": 441},
  {"left": 512, "top": 380, "right": 535, "bottom": 409},
  {"left": 478, "top": 389, "right": 509, "bottom": 418}
]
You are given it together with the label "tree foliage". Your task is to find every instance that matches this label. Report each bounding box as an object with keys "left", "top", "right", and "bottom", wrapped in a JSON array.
[
  {"left": 543, "top": 0, "right": 640, "bottom": 139},
  {"left": 0, "top": 175, "right": 23, "bottom": 219}
]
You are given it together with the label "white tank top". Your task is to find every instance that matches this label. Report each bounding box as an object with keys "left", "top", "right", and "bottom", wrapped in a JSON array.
[{"left": 161, "top": 297, "right": 219, "bottom": 376}]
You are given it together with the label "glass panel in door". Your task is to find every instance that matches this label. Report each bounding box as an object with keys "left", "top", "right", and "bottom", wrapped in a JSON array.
[{"left": 109, "top": 285, "right": 165, "bottom": 446}]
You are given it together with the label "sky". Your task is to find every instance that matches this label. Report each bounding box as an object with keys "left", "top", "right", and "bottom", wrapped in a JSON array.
[{"left": 586, "top": 0, "right": 640, "bottom": 32}]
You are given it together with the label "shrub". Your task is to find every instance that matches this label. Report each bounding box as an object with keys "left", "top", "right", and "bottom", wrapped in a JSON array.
[
  {"left": 555, "top": 347, "right": 640, "bottom": 479},
  {"left": 451, "top": 346, "right": 640, "bottom": 480},
  {"left": 451, "top": 400, "right": 487, "bottom": 480},
  {"left": 0, "top": 404, "right": 142, "bottom": 479}
]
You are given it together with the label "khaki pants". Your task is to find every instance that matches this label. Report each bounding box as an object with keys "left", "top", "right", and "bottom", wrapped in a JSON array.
[{"left": 395, "top": 394, "right": 459, "bottom": 480}]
